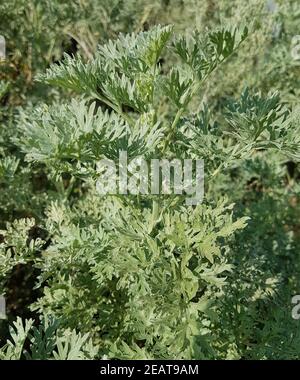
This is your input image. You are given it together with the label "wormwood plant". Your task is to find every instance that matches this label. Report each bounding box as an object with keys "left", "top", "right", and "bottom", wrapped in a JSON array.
[
  {"left": 0, "top": 317, "right": 97, "bottom": 359},
  {"left": 1, "top": 25, "right": 300, "bottom": 359}
]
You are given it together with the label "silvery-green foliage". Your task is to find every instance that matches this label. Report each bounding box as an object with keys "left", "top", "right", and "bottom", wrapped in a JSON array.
[
  {"left": 0, "top": 317, "right": 97, "bottom": 360},
  {"left": 1, "top": 1, "right": 300, "bottom": 360}
]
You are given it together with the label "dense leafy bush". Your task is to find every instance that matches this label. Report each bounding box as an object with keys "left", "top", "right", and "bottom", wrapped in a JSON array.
[{"left": 1, "top": 0, "right": 300, "bottom": 360}]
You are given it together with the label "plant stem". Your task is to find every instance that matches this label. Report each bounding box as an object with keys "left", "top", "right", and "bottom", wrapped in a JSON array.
[{"left": 93, "top": 93, "right": 135, "bottom": 128}]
